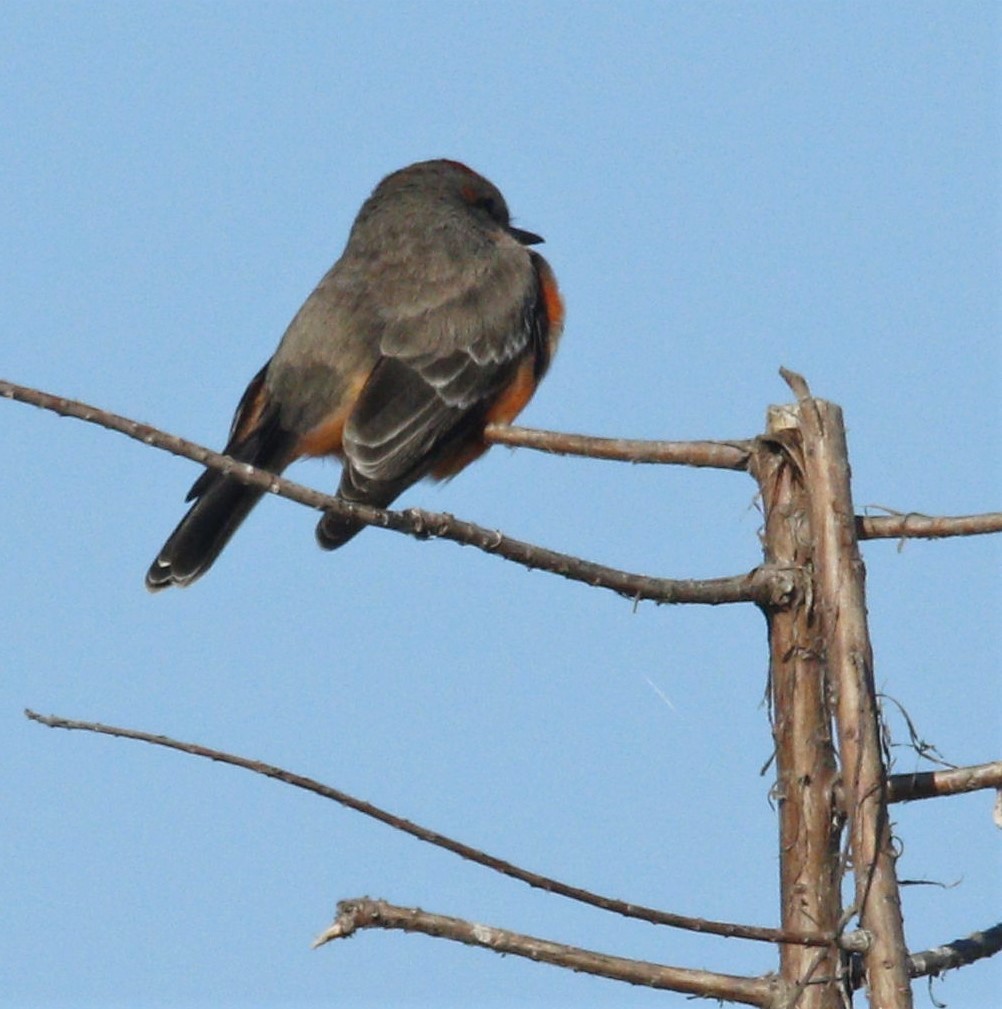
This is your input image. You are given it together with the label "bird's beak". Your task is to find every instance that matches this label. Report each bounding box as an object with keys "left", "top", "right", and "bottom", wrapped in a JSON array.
[{"left": 509, "top": 226, "right": 544, "bottom": 246}]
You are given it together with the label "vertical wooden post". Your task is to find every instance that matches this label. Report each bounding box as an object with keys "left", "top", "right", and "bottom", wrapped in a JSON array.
[
  {"left": 795, "top": 394, "right": 913, "bottom": 1009},
  {"left": 753, "top": 406, "right": 844, "bottom": 1009}
]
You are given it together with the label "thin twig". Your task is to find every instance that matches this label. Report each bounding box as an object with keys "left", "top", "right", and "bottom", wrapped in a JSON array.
[
  {"left": 887, "top": 761, "right": 1002, "bottom": 803},
  {"left": 24, "top": 709, "right": 833, "bottom": 948},
  {"left": 857, "top": 510, "right": 1002, "bottom": 541},
  {"left": 880, "top": 693, "right": 953, "bottom": 769},
  {"left": 484, "top": 423, "right": 753, "bottom": 470},
  {"left": 313, "top": 898, "right": 781, "bottom": 1008},
  {"left": 0, "top": 377, "right": 782, "bottom": 606},
  {"left": 904, "top": 922, "right": 1002, "bottom": 979}
]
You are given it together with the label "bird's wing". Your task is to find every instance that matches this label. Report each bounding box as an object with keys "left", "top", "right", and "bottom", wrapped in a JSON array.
[{"left": 342, "top": 263, "right": 544, "bottom": 488}]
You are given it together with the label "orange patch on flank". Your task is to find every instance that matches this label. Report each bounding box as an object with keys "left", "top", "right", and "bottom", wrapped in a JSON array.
[
  {"left": 485, "top": 358, "right": 538, "bottom": 426},
  {"left": 431, "top": 358, "right": 539, "bottom": 480},
  {"left": 297, "top": 406, "right": 351, "bottom": 458},
  {"left": 296, "top": 372, "right": 370, "bottom": 458},
  {"left": 539, "top": 270, "right": 565, "bottom": 337}
]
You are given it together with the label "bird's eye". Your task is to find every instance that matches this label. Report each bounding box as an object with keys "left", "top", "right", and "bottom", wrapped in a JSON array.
[
  {"left": 476, "top": 196, "right": 500, "bottom": 218},
  {"left": 461, "top": 185, "right": 507, "bottom": 225}
]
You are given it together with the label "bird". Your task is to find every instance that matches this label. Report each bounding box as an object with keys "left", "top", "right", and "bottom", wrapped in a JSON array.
[{"left": 145, "top": 159, "right": 564, "bottom": 591}]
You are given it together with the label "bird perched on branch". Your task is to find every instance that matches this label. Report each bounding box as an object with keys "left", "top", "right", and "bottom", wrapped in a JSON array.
[{"left": 146, "top": 159, "right": 564, "bottom": 591}]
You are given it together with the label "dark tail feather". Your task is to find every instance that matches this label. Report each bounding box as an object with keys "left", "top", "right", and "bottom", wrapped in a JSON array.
[
  {"left": 315, "top": 498, "right": 368, "bottom": 551},
  {"left": 146, "top": 479, "right": 273, "bottom": 591},
  {"left": 146, "top": 362, "right": 298, "bottom": 591},
  {"left": 315, "top": 469, "right": 404, "bottom": 551}
]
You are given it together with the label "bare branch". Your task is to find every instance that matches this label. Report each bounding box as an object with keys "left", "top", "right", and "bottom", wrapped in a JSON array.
[
  {"left": 484, "top": 422, "right": 753, "bottom": 470},
  {"left": 857, "top": 510, "right": 1002, "bottom": 541},
  {"left": 24, "top": 709, "right": 832, "bottom": 949},
  {"left": 481, "top": 424, "right": 1002, "bottom": 548},
  {"left": 473, "top": 423, "right": 1002, "bottom": 543},
  {"left": 1, "top": 378, "right": 782, "bottom": 606},
  {"left": 847, "top": 922, "right": 1002, "bottom": 991},
  {"left": 382, "top": 511, "right": 791, "bottom": 606},
  {"left": 888, "top": 761, "right": 1002, "bottom": 803},
  {"left": 4, "top": 377, "right": 994, "bottom": 608},
  {"left": 313, "top": 898, "right": 781, "bottom": 1008},
  {"left": 905, "top": 922, "right": 1002, "bottom": 979}
]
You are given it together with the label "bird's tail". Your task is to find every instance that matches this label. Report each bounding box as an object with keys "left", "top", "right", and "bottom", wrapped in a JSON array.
[
  {"left": 146, "top": 472, "right": 281, "bottom": 591},
  {"left": 146, "top": 363, "right": 299, "bottom": 591}
]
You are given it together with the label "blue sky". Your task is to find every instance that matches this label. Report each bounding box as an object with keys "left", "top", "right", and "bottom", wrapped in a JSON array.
[{"left": 2, "top": 4, "right": 999, "bottom": 1008}]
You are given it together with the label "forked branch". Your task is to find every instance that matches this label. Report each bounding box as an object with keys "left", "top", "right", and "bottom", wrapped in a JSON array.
[
  {"left": 483, "top": 424, "right": 1002, "bottom": 540},
  {"left": 0, "top": 378, "right": 785, "bottom": 607}
]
